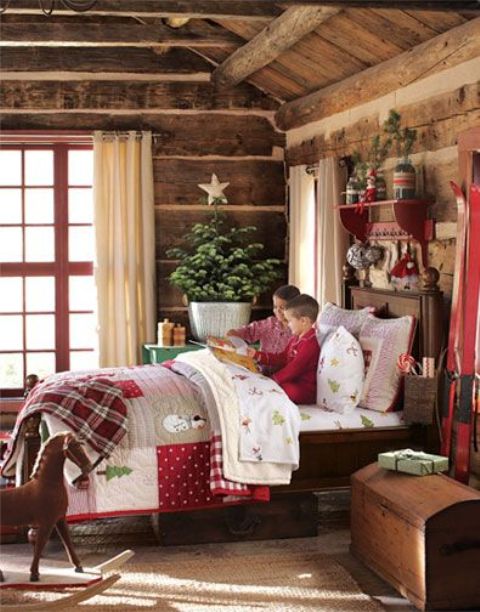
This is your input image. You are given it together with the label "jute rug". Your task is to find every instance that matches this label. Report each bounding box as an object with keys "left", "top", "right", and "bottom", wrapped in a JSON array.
[{"left": 0, "top": 548, "right": 383, "bottom": 611}]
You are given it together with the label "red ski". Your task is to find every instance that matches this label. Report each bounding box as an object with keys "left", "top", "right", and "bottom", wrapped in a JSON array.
[
  {"left": 453, "top": 183, "right": 480, "bottom": 482},
  {"left": 441, "top": 182, "right": 468, "bottom": 459}
]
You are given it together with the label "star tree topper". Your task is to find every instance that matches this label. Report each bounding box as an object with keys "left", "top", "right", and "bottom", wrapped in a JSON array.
[{"left": 198, "top": 173, "right": 230, "bottom": 205}]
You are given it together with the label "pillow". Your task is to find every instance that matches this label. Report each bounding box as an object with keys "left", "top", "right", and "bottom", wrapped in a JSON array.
[
  {"left": 358, "top": 314, "right": 416, "bottom": 413},
  {"left": 317, "top": 302, "right": 374, "bottom": 344},
  {"left": 316, "top": 326, "right": 365, "bottom": 415}
]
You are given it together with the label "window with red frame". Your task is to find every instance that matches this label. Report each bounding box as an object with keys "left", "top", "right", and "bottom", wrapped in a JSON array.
[{"left": 0, "top": 144, "right": 98, "bottom": 396}]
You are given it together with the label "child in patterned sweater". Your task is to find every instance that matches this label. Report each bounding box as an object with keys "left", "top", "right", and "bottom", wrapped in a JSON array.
[
  {"left": 226, "top": 284, "right": 300, "bottom": 354},
  {"left": 248, "top": 294, "right": 320, "bottom": 404}
]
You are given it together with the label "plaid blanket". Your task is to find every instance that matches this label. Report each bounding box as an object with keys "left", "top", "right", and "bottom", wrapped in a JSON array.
[{"left": 2, "top": 376, "right": 127, "bottom": 478}]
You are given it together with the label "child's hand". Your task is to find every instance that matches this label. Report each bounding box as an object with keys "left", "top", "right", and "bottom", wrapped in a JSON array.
[
  {"left": 226, "top": 329, "right": 241, "bottom": 337},
  {"left": 247, "top": 347, "right": 257, "bottom": 359}
]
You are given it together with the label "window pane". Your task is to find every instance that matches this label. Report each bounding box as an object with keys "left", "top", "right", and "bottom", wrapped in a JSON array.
[
  {"left": 25, "top": 150, "right": 53, "bottom": 186},
  {"left": 26, "top": 277, "right": 55, "bottom": 312},
  {"left": 26, "top": 352, "right": 55, "bottom": 381},
  {"left": 25, "top": 227, "right": 54, "bottom": 262},
  {"left": 70, "top": 350, "right": 98, "bottom": 372},
  {"left": 0, "top": 151, "right": 21, "bottom": 186},
  {"left": 0, "top": 315, "right": 23, "bottom": 350},
  {"left": 0, "top": 189, "right": 22, "bottom": 224},
  {"left": 68, "top": 150, "right": 93, "bottom": 186},
  {"left": 0, "top": 227, "right": 22, "bottom": 262},
  {"left": 69, "top": 187, "right": 93, "bottom": 223},
  {"left": 70, "top": 313, "right": 96, "bottom": 349},
  {"left": 0, "top": 353, "right": 23, "bottom": 388},
  {"left": 0, "top": 277, "right": 22, "bottom": 312},
  {"left": 69, "top": 226, "right": 94, "bottom": 262},
  {"left": 25, "top": 188, "right": 54, "bottom": 224},
  {"left": 26, "top": 314, "right": 55, "bottom": 350},
  {"left": 69, "top": 276, "right": 96, "bottom": 311}
]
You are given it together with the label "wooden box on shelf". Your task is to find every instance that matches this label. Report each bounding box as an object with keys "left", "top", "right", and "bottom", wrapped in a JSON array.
[
  {"left": 337, "top": 199, "right": 434, "bottom": 264},
  {"left": 351, "top": 463, "right": 480, "bottom": 611}
]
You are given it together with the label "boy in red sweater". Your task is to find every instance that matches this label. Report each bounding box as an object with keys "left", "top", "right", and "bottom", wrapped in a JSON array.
[{"left": 248, "top": 294, "right": 320, "bottom": 404}]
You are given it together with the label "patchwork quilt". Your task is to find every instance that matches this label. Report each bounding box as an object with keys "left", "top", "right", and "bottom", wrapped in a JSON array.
[{"left": 2, "top": 351, "right": 300, "bottom": 521}]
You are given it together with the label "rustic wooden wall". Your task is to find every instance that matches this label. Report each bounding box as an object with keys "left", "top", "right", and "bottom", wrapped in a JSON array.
[
  {"left": 0, "top": 47, "right": 287, "bottom": 337},
  {"left": 285, "top": 59, "right": 480, "bottom": 296}
]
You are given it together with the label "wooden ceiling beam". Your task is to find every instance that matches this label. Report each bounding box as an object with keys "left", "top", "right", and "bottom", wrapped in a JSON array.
[
  {"left": 277, "top": 0, "right": 479, "bottom": 9},
  {"left": 0, "top": 21, "right": 240, "bottom": 48},
  {"left": 0, "top": 48, "right": 214, "bottom": 79},
  {"left": 276, "top": 16, "right": 480, "bottom": 130},
  {"left": 211, "top": 6, "right": 340, "bottom": 88},
  {"left": 1, "top": 1, "right": 281, "bottom": 20},
  {"left": 0, "top": 80, "right": 279, "bottom": 112}
]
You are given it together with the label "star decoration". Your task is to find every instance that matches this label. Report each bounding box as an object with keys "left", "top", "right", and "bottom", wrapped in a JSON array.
[{"left": 198, "top": 173, "right": 230, "bottom": 205}]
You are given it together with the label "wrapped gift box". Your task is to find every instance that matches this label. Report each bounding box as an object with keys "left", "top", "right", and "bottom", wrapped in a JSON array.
[{"left": 378, "top": 449, "right": 449, "bottom": 476}]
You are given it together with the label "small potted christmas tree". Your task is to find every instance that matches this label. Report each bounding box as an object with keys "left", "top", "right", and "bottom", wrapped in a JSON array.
[{"left": 166, "top": 175, "right": 281, "bottom": 340}]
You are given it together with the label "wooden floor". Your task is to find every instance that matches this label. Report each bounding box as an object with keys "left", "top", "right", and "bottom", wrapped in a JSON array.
[{"left": 0, "top": 490, "right": 415, "bottom": 611}]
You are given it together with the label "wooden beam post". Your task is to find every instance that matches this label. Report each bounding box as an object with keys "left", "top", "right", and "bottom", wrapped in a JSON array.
[
  {"left": 276, "top": 17, "right": 480, "bottom": 131},
  {"left": 279, "top": 0, "right": 479, "bottom": 8},
  {"left": 0, "top": 21, "right": 240, "bottom": 48},
  {"left": 211, "top": 6, "right": 340, "bottom": 89},
  {"left": 1, "top": 0, "right": 282, "bottom": 20}
]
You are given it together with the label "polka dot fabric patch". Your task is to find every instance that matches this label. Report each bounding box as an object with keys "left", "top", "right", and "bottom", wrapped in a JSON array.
[
  {"left": 113, "top": 380, "right": 144, "bottom": 398},
  {"left": 157, "top": 443, "right": 217, "bottom": 511}
]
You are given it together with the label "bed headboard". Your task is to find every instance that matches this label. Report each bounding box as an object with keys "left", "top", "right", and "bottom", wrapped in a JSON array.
[{"left": 342, "top": 266, "right": 445, "bottom": 362}]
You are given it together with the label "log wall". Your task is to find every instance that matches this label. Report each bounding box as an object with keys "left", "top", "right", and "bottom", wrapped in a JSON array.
[
  {"left": 285, "top": 57, "right": 480, "bottom": 296},
  {"left": 0, "top": 47, "right": 287, "bottom": 336}
]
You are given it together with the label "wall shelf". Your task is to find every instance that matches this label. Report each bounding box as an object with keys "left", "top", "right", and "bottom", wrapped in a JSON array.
[{"left": 337, "top": 199, "right": 435, "bottom": 264}]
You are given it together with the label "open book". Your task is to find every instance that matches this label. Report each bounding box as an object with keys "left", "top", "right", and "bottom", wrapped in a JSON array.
[{"left": 206, "top": 336, "right": 259, "bottom": 373}]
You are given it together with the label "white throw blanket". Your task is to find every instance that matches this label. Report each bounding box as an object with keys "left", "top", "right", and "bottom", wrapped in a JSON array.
[{"left": 176, "top": 350, "right": 300, "bottom": 485}]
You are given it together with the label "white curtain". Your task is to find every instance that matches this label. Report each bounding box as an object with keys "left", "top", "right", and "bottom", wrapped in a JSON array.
[
  {"left": 93, "top": 131, "right": 156, "bottom": 367},
  {"left": 288, "top": 165, "right": 316, "bottom": 294},
  {"left": 315, "top": 158, "right": 348, "bottom": 307}
]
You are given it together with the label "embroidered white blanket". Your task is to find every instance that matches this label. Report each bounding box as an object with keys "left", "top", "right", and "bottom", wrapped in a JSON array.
[{"left": 176, "top": 350, "right": 300, "bottom": 485}]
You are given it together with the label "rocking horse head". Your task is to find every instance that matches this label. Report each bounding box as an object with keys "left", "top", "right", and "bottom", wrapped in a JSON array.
[
  {"left": 62, "top": 433, "right": 94, "bottom": 477},
  {"left": 30, "top": 431, "right": 93, "bottom": 481}
]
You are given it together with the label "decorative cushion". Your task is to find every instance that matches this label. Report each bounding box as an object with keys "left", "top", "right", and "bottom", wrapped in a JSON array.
[
  {"left": 316, "top": 326, "right": 364, "bottom": 415},
  {"left": 359, "top": 314, "right": 416, "bottom": 412},
  {"left": 317, "top": 302, "right": 374, "bottom": 344}
]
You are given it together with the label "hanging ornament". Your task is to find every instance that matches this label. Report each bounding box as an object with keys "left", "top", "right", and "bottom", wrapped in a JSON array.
[
  {"left": 390, "top": 251, "right": 420, "bottom": 291},
  {"left": 346, "top": 243, "right": 371, "bottom": 270}
]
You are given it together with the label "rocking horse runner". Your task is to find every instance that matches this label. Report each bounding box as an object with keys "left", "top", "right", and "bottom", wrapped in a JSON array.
[{"left": 0, "top": 432, "right": 93, "bottom": 582}]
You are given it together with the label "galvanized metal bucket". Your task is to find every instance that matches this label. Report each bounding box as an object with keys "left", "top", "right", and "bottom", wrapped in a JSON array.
[{"left": 188, "top": 302, "right": 252, "bottom": 341}]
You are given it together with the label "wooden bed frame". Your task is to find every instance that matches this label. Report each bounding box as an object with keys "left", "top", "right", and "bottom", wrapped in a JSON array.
[
  {"left": 17, "top": 267, "right": 444, "bottom": 544},
  {"left": 279, "top": 265, "right": 445, "bottom": 494}
]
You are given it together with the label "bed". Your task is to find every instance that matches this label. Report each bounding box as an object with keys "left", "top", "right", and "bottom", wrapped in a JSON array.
[
  {"left": 2, "top": 270, "right": 444, "bottom": 544},
  {"left": 279, "top": 270, "right": 444, "bottom": 494}
]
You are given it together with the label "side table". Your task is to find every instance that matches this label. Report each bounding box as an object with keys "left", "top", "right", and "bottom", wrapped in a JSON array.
[{"left": 142, "top": 342, "right": 203, "bottom": 365}]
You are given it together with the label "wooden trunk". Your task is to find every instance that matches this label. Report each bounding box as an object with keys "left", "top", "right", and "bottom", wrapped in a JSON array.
[
  {"left": 151, "top": 493, "right": 317, "bottom": 546},
  {"left": 351, "top": 463, "right": 480, "bottom": 610}
]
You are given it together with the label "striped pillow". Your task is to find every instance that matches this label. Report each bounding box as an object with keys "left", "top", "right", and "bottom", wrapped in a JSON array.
[{"left": 358, "top": 314, "right": 416, "bottom": 412}]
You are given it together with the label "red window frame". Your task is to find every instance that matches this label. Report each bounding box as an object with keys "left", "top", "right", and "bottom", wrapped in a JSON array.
[{"left": 0, "top": 142, "right": 94, "bottom": 396}]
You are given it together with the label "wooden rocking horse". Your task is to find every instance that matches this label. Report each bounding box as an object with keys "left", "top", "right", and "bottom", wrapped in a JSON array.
[{"left": 0, "top": 431, "right": 93, "bottom": 582}]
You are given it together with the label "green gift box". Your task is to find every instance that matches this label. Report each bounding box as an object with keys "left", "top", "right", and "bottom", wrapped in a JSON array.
[{"left": 378, "top": 449, "right": 449, "bottom": 476}]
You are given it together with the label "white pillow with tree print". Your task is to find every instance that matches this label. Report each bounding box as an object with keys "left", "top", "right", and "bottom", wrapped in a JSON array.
[{"left": 316, "top": 325, "right": 365, "bottom": 414}]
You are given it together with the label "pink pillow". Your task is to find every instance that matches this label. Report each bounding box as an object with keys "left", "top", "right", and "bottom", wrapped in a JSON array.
[
  {"left": 317, "top": 302, "right": 374, "bottom": 343},
  {"left": 358, "top": 314, "right": 416, "bottom": 412}
]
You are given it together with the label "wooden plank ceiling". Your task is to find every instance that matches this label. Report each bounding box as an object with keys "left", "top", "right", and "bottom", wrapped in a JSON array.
[{"left": 1, "top": 1, "right": 478, "bottom": 118}]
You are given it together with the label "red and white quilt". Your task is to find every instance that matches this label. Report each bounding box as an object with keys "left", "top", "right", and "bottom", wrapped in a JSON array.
[{"left": 2, "top": 355, "right": 290, "bottom": 521}]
